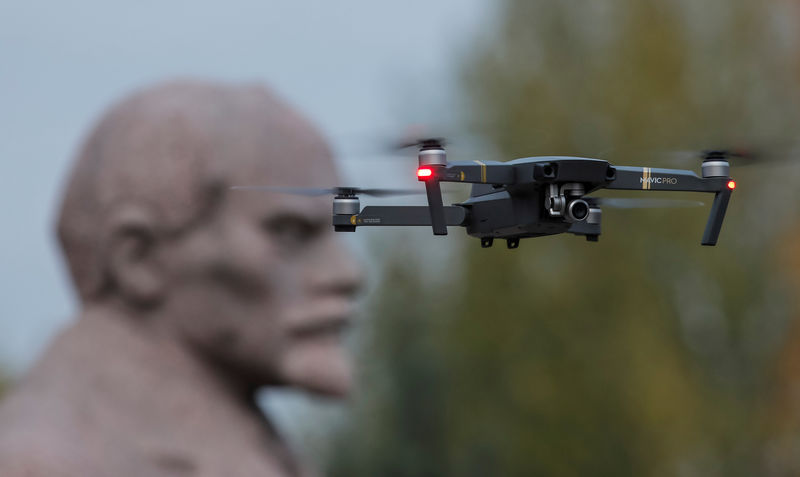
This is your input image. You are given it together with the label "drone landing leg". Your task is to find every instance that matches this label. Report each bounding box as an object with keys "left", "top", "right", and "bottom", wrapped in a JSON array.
[
  {"left": 701, "top": 189, "right": 732, "bottom": 246},
  {"left": 424, "top": 180, "right": 448, "bottom": 235}
]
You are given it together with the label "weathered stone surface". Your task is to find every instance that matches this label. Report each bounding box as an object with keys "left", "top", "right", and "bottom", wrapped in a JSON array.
[{"left": 0, "top": 80, "right": 363, "bottom": 476}]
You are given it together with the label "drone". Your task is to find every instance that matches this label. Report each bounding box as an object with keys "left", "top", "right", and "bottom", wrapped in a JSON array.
[{"left": 234, "top": 139, "right": 737, "bottom": 249}]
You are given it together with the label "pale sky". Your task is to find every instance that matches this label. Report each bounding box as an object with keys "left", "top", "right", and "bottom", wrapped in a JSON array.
[{"left": 0, "top": 0, "right": 495, "bottom": 373}]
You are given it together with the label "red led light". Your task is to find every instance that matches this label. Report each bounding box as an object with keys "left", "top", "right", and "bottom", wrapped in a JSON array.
[
  {"left": 417, "top": 167, "right": 433, "bottom": 179},
  {"left": 727, "top": 180, "right": 736, "bottom": 190}
]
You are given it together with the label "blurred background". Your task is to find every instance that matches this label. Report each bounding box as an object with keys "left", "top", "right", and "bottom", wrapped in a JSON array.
[{"left": 4, "top": 0, "right": 800, "bottom": 475}]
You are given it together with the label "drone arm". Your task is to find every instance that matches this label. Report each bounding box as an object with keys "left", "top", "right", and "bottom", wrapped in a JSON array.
[
  {"left": 332, "top": 206, "right": 467, "bottom": 228},
  {"left": 606, "top": 166, "right": 722, "bottom": 192},
  {"left": 436, "top": 161, "right": 515, "bottom": 185},
  {"left": 606, "top": 166, "right": 733, "bottom": 245}
]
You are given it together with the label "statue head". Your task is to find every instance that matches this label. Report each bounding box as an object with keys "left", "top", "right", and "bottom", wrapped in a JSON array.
[{"left": 56, "top": 80, "right": 363, "bottom": 396}]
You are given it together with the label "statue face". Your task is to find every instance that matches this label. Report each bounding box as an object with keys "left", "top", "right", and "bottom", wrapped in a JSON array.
[{"left": 154, "top": 125, "right": 364, "bottom": 397}]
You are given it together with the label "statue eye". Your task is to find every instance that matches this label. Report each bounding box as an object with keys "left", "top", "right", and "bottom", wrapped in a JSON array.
[{"left": 263, "top": 215, "right": 322, "bottom": 250}]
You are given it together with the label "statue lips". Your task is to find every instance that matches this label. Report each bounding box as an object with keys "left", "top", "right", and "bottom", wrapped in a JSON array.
[
  {"left": 290, "top": 316, "right": 352, "bottom": 340},
  {"left": 287, "top": 303, "right": 356, "bottom": 340}
]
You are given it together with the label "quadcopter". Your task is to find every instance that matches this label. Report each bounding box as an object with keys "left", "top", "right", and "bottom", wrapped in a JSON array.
[{"left": 234, "top": 139, "right": 736, "bottom": 249}]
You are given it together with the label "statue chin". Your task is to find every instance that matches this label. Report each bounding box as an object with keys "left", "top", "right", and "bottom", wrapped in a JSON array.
[{"left": 282, "top": 342, "right": 354, "bottom": 397}]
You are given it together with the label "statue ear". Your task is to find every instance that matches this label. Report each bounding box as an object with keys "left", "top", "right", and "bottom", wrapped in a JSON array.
[{"left": 104, "top": 206, "right": 166, "bottom": 308}]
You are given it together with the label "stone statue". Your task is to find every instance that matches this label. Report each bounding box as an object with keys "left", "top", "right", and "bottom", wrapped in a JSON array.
[{"left": 0, "top": 80, "right": 363, "bottom": 476}]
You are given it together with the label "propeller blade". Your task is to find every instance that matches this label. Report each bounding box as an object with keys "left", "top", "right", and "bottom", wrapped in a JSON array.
[
  {"left": 658, "top": 144, "right": 800, "bottom": 167},
  {"left": 333, "top": 125, "right": 496, "bottom": 162},
  {"left": 230, "top": 186, "right": 334, "bottom": 196},
  {"left": 230, "top": 185, "right": 424, "bottom": 197},
  {"left": 354, "top": 188, "right": 425, "bottom": 197},
  {"left": 587, "top": 197, "right": 705, "bottom": 209},
  {"left": 391, "top": 137, "right": 447, "bottom": 150}
]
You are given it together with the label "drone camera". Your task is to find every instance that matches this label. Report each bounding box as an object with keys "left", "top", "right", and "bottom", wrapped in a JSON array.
[
  {"left": 545, "top": 182, "right": 586, "bottom": 220},
  {"left": 566, "top": 199, "right": 590, "bottom": 223}
]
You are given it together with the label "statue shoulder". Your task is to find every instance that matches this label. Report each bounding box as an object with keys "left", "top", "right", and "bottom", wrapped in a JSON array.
[
  {"left": 0, "top": 418, "right": 140, "bottom": 477},
  {"left": 0, "top": 436, "right": 90, "bottom": 477},
  {"left": 0, "top": 386, "right": 101, "bottom": 477}
]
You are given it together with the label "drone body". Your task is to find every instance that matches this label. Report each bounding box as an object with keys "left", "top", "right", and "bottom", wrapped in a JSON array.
[
  {"left": 328, "top": 142, "right": 734, "bottom": 248},
  {"left": 236, "top": 140, "right": 736, "bottom": 249}
]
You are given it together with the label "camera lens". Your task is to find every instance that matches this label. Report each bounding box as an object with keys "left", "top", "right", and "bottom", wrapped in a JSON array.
[{"left": 567, "top": 200, "right": 589, "bottom": 222}]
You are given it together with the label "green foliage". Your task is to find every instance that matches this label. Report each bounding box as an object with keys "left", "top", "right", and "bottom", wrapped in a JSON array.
[
  {"left": 328, "top": 258, "right": 451, "bottom": 477},
  {"left": 327, "top": 1, "right": 800, "bottom": 475}
]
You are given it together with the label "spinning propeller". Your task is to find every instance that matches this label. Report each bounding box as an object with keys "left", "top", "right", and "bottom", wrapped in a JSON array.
[{"left": 231, "top": 185, "right": 423, "bottom": 197}]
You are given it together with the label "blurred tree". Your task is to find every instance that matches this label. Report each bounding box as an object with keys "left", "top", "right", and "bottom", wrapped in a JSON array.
[
  {"left": 764, "top": 221, "right": 800, "bottom": 474},
  {"left": 0, "top": 372, "right": 7, "bottom": 400},
  {"left": 326, "top": 253, "right": 451, "bottom": 477},
  {"left": 326, "top": 1, "right": 800, "bottom": 476}
]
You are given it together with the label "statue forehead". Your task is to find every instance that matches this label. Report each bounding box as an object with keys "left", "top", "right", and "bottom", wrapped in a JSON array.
[
  {"left": 209, "top": 109, "right": 339, "bottom": 189},
  {"left": 101, "top": 80, "right": 338, "bottom": 186}
]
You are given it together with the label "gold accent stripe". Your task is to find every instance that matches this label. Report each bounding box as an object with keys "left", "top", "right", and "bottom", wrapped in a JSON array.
[
  {"left": 474, "top": 160, "right": 487, "bottom": 183},
  {"left": 642, "top": 167, "right": 651, "bottom": 190}
]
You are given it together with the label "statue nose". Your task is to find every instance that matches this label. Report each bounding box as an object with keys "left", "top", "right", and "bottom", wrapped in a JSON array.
[{"left": 311, "top": 239, "right": 365, "bottom": 298}]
